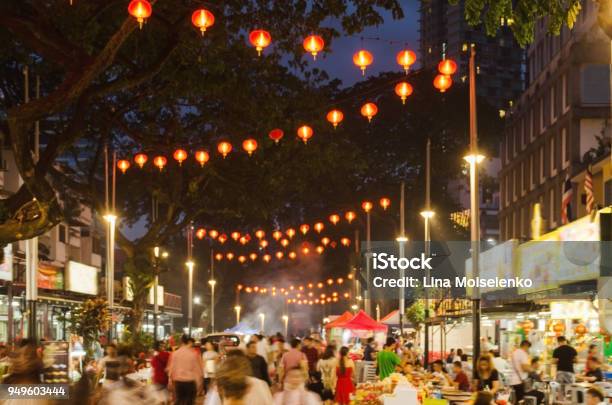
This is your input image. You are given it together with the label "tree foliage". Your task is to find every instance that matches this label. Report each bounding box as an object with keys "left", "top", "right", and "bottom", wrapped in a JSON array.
[{"left": 65, "top": 297, "right": 111, "bottom": 356}]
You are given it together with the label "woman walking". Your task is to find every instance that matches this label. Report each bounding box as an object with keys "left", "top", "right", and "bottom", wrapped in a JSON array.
[
  {"left": 334, "top": 347, "right": 355, "bottom": 405},
  {"left": 316, "top": 346, "right": 337, "bottom": 405}
]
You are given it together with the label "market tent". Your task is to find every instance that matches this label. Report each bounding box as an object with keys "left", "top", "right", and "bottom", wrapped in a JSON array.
[
  {"left": 380, "top": 310, "right": 399, "bottom": 325},
  {"left": 324, "top": 311, "right": 354, "bottom": 329},
  {"left": 337, "top": 310, "right": 388, "bottom": 332}
]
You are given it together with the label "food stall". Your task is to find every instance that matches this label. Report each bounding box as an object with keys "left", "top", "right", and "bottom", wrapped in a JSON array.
[{"left": 324, "top": 311, "right": 354, "bottom": 345}]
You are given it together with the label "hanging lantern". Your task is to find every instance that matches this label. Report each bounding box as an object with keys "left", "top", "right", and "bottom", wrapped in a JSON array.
[
  {"left": 321, "top": 237, "right": 330, "bottom": 246},
  {"left": 239, "top": 236, "right": 249, "bottom": 245},
  {"left": 362, "top": 201, "right": 373, "bottom": 213},
  {"left": 215, "top": 253, "right": 223, "bottom": 261},
  {"left": 231, "top": 231, "right": 241, "bottom": 241},
  {"left": 345, "top": 211, "right": 356, "bottom": 223},
  {"left": 191, "top": 9, "right": 215, "bottom": 35},
  {"left": 326, "top": 109, "right": 344, "bottom": 128},
  {"left": 340, "top": 237, "right": 351, "bottom": 247},
  {"left": 297, "top": 125, "right": 313, "bottom": 144},
  {"left": 218, "top": 234, "right": 228, "bottom": 244},
  {"left": 438, "top": 59, "right": 457, "bottom": 76},
  {"left": 226, "top": 252, "right": 235, "bottom": 261},
  {"left": 330, "top": 241, "right": 337, "bottom": 248},
  {"left": 288, "top": 251, "right": 297, "bottom": 260},
  {"left": 353, "top": 50, "right": 373, "bottom": 75},
  {"left": 316, "top": 246, "right": 324, "bottom": 254},
  {"left": 280, "top": 238, "right": 289, "bottom": 247},
  {"left": 433, "top": 74, "right": 452, "bottom": 93},
  {"left": 299, "top": 224, "right": 310, "bottom": 235},
  {"left": 153, "top": 156, "right": 167, "bottom": 171},
  {"left": 275, "top": 251, "right": 284, "bottom": 260},
  {"left": 209, "top": 229, "right": 219, "bottom": 239},
  {"left": 268, "top": 128, "right": 284, "bottom": 144},
  {"left": 196, "top": 228, "right": 207, "bottom": 240},
  {"left": 396, "top": 49, "right": 416, "bottom": 73},
  {"left": 238, "top": 255, "right": 247, "bottom": 263},
  {"left": 303, "top": 35, "right": 324, "bottom": 59},
  {"left": 173, "top": 149, "right": 188, "bottom": 165},
  {"left": 379, "top": 197, "right": 391, "bottom": 210},
  {"left": 263, "top": 254, "right": 271, "bottom": 262},
  {"left": 117, "top": 159, "right": 130, "bottom": 174},
  {"left": 134, "top": 153, "right": 148, "bottom": 168},
  {"left": 302, "top": 246, "right": 310, "bottom": 255},
  {"left": 327, "top": 278, "right": 334, "bottom": 285},
  {"left": 217, "top": 141, "right": 232, "bottom": 158},
  {"left": 394, "top": 82, "right": 413, "bottom": 104},
  {"left": 255, "top": 230, "right": 265, "bottom": 239},
  {"left": 360, "top": 102, "right": 378, "bottom": 122},
  {"left": 260, "top": 239, "right": 269, "bottom": 248},
  {"left": 575, "top": 324, "right": 587, "bottom": 335},
  {"left": 249, "top": 253, "right": 258, "bottom": 261},
  {"left": 329, "top": 214, "right": 340, "bottom": 225},
  {"left": 195, "top": 150, "right": 209, "bottom": 167},
  {"left": 242, "top": 138, "right": 258, "bottom": 156},
  {"left": 249, "top": 29, "right": 272, "bottom": 55},
  {"left": 127, "top": 0, "right": 152, "bottom": 29},
  {"left": 286, "top": 228, "right": 296, "bottom": 238},
  {"left": 314, "top": 222, "right": 324, "bottom": 233},
  {"left": 271, "top": 230, "right": 282, "bottom": 241}
]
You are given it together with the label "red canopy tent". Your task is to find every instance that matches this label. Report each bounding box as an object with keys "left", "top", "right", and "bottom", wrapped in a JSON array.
[
  {"left": 337, "top": 310, "right": 388, "bottom": 332},
  {"left": 324, "top": 311, "right": 354, "bottom": 330},
  {"left": 380, "top": 309, "right": 400, "bottom": 326}
]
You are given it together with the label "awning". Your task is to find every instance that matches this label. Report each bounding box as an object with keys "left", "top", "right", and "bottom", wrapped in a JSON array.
[
  {"left": 336, "top": 310, "right": 388, "bottom": 332},
  {"left": 380, "top": 309, "right": 400, "bottom": 325},
  {"left": 324, "top": 311, "right": 354, "bottom": 329}
]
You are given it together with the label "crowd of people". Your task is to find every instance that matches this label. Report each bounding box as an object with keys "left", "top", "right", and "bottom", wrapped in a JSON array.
[{"left": 0, "top": 332, "right": 607, "bottom": 405}]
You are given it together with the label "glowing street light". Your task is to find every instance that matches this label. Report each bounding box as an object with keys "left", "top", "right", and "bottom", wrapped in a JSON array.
[
  {"left": 234, "top": 305, "right": 241, "bottom": 325},
  {"left": 209, "top": 279, "right": 217, "bottom": 332},
  {"left": 186, "top": 260, "right": 195, "bottom": 335},
  {"left": 282, "top": 314, "right": 289, "bottom": 336},
  {"left": 259, "top": 313, "right": 265, "bottom": 333}
]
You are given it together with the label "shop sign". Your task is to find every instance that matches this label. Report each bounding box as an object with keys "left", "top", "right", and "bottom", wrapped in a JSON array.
[
  {"left": 65, "top": 261, "right": 98, "bottom": 295},
  {"left": 123, "top": 276, "right": 133, "bottom": 301},
  {"left": 147, "top": 285, "right": 164, "bottom": 306},
  {"left": 0, "top": 244, "right": 13, "bottom": 281},
  {"left": 550, "top": 300, "right": 598, "bottom": 320},
  {"left": 38, "top": 262, "right": 64, "bottom": 290},
  {"left": 465, "top": 239, "right": 517, "bottom": 293}
]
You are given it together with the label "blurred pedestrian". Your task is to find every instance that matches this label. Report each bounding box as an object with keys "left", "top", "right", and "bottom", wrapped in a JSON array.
[
  {"left": 151, "top": 341, "right": 170, "bottom": 389},
  {"left": 334, "top": 347, "right": 354, "bottom": 405},
  {"left": 273, "top": 366, "right": 321, "bottom": 405},
  {"left": 316, "top": 345, "right": 337, "bottom": 405},
  {"left": 246, "top": 341, "right": 271, "bottom": 385},
  {"left": 168, "top": 335, "right": 203, "bottom": 405},
  {"left": 202, "top": 340, "right": 219, "bottom": 393}
]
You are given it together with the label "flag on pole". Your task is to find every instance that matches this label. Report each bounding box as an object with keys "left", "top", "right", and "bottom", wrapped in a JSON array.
[
  {"left": 561, "top": 173, "right": 573, "bottom": 225},
  {"left": 584, "top": 166, "right": 595, "bottom": 214}
]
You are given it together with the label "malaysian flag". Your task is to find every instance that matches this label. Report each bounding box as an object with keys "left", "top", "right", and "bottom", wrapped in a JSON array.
[
  {"left": 584, "top": 166, "right": 595, "bottom": 214},
  {"left": 561, "top": 173, "right": 573, "bottom": 225}
]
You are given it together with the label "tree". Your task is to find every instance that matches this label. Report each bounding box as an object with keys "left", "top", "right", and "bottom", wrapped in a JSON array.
[
  {"left": 456, "top": 0, "right": 609, "bottom": 47},
  {"left": 65, "top": 297, "right": 111, "bottom": 357}
]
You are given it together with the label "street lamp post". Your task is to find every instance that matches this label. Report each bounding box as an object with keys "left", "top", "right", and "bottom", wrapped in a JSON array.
[
  {"left": 153, "top": 246, "right": 160, "bottom": 342},
  {"left": 282, "top": 314, "right": 288, "bottom": 336},
  {"left": 362, "top": 202, "right": 373, "bottom": 316},
  {"left": 421, "top": 136, "right": 435, "bottom": 367},
  {"left": 397, "top": 181, "right": 407, "bottom": 336},
  {"left": 209, "top": 279, "right": 217, "bottom": 333},
  {"left": 234, "top": 305, "right": 241, "bottom": 325},
  {"left": 259, "top": 313, "right": 265, "bottom": 333},
  {"left": 186, "top": 260, "right": 195, "bottom": 336}
]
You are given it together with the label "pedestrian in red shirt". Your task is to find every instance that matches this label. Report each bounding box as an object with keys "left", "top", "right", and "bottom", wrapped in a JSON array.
[{"left": 151, "top": 341, "right": 170, "bottom": 388}]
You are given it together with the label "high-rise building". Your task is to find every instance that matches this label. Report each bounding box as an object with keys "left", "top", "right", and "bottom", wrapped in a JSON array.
[
  {"left": 419, "top": 0, "right": 525, "bottom": 111},
  {"left": 499, "top": 1, "right": 611, "bottom": 240}
]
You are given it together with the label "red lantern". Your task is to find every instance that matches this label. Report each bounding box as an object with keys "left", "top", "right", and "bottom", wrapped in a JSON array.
[
  {"left": 288, "top": 251, "right": 297, "bottom": 259},
  {"left": 286, "top": 228, "right": 296, "bottom": 238},
  {"left": 316, "top": 246, "right": 324, "bottom": 254},
  {"left": 302, "top": 245, "right": 310, "bottom": 255},
  {"left": 433, "top": 74, "right": 452, "bottom": 93},
  {"left": 263, "top": 254, "right": 271, "bottom": 262},
  {"left": 217, "top": 141, "right": 232, "bottom": 158},
  {"left": 394, "top": 82, "right": 413, "bottom": 104},
  {"left": 353, "top": 50, "right": 373, "bottom": 75},
  {"left": 362, "top": 201, "right": 373, "bottom": 213},
  {"left": 379, "top": 197, "right": 391, "bottom": 210},
  {"left": 438, "top": 59, "right": 457, "bottom": 76},
  {"left": 340, "top": 237, "right": 351, "bottom": 247},
  {"left": 117, "top": 159, "right": 130, "bottom": 174},
  {"left": 238, "top": 255, "right": 247, "bottom": 263},
  {"left": 300, "top": 224, "right": 310, "bottom": 235},
  {"left": 345, "top": 211, "right": 356, "bottom": 223},
  {"left": 173, "top": 149, "right": 187, "bottom": 165},
  {"left": 260, "top": 239, "right": 269, "bottom": 248},
  {"left": 218, "top": 234, "right": 227, "bottom": 244},
  {"left": 268, "top": 128, "right": 284, "bottom": 144},
  {"left": 242, "top": 139, "right": 258, "bottom": 156},
  {"left": 280, "top": 238, "right": 289, "bottom": 247},
  {"left": 191, "top": 9, "right": 215, "bottom": 35},
  {"left": 272, "top": 230, "right": 283, "bottom": 241},
  {"left": 209, "top": 229, "right": 219, "bottom": 239},
  {"left": 321, "top": 237, "right": 330, "bottom": 246},
  {"left": 255, "top": 230, "right": 265, "bottom": 239},
  {"left": 215, "top": 253, "right": 223, "bottom": 261},
  {"left": 153, "top": 156, "right": 167, "bottom": 171},
  {"left": 360, "top": 102, "right": 378, "bottom": 122},
  {"left": 396, "top": 50, "right": 416, "bottom": 73},
  {"left": 196, "top": 228, "right": 206, "bottom": 239},
  {"left": 249, "top": 29, "right": 271, "bottom": 55},
  {"left": 134, "top": 153, "right": 148, "bottom": 168},
  {"left": 231, "top": 231, "right": 241, "bottom": 241},
  {"left": 329, "top": 214, "right": 340, "bottom": 225},
  {"left": 297, "top": 125, "right": 313, "bottom": 144},
  {"left": 326, "top": 109, "right": 344, "bottom": 128},
  {"left": 239, "top": 236, "right": 248, "bottom": 245},
  {"left": 275, "top": 251, "right": 284, "bottom": 260},
  {"left": 303, "top": 35, "right": 324, "bottom": 59},
  {"left": 195, "top": 150, "right": 209, "bottom": 167},
  {"left": 249, "top": 253, "right": 258, "bottom": 261},
  {"left": 128, "top": 0, "right": 152, "bottom": 29},
  {"left": 314, "top": 222, "right": 324, "bottom": 233},
  {"left": 575, "top": 324, "right": 587, "bottom": 335},
  {"left": 226, "top": 252, "right": 234, "bottom": 261}
]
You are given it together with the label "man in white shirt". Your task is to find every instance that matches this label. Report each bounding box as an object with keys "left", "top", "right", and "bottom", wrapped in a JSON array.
[{"left": 509, "top": 340, "right": 532, "bottom": 404}]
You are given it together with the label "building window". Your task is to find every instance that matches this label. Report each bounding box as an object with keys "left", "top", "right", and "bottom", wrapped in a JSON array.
[
  {"left": 58, "top": 224, "right": 67, "bottom": 244},
  {"left": 562, "top": 74, "right": 569, "bottom": 111},
  {"left": 530, "top": 154, "right": 535, "bottom": 189},
  {"left": 522, "top": 117, "right": 528, "bottom": 146},
  {"left": 550, "top": 86, "right": 557, "bottom": 122},
  {"left": 539, "top": 146, "right": 545, "bottom": 183},
  {"left": 539, "top": 98, "right": 545, "bottom": 133},
  {"left": 549, "top": 187, "right": 556, "bottom": 228},
  {"left": 561, "top": 128, "right": 569, "bottom": 168},
  {"left": 513, "top": 169, "right": 518, "bottom": 201},
  {"left": 550, "top": 135, "right": 557, "bottom": 176}
]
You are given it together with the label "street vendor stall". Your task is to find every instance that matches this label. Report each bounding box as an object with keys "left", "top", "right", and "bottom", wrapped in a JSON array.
[
  {"left": 336, "top": 310, "right": 388, "bottom": 343},
  {"left": 324, "top": 311, "right": 354, "bottom": 344}
]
